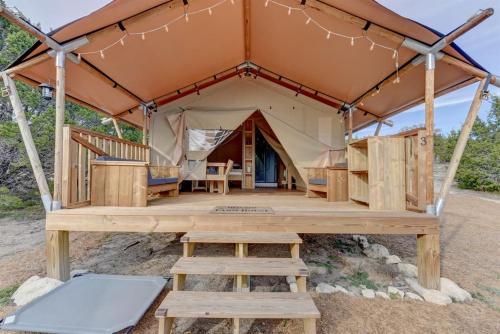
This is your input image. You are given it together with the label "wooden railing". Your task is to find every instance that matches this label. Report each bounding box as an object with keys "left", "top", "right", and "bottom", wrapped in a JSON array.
[
  {"left": 61, "top": 125, "right": 149, "bottom": 208},
  {"left": 393, "top": 128, "right": 427, "bottom": 212}
]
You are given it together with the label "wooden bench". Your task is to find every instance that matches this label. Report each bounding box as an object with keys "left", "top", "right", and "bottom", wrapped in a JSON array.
[
  {"left": 305, "top": 166, "right": 348, "bottom": 202},
  {"left": 90, "top": 157, "right": 179, "bottom": 207},
  {"left": 155, "top": 291, "right": 320, "bottom": 334}
]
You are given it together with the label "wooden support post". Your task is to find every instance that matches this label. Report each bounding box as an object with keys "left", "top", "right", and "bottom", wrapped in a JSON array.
[
  {"left": 183, "top": 242, "right": 195, "bottom": 257},
  {"left": 424, "top": 53, "right": 435, "bottom": 210},
  {"left": 348, "top": 108, "right": 353, "bottom": 143},
  {"left": 142, "top": 106, "right": 148, "bottom": 146},
  {"left": 53, "top": 51, "right": 66, "bottom": 210},
  {"left": 290, "top": 243, "right": 300, "bottom": 259},
  {"left": 112, "top": 118, "right": 123, "bottom": 139},
  {"left": 173, "top": 273, "right": 186, "bottom": 291},
  {"left": 303, "top": 319, "right": 317, "bottom": 334},
  {"left": 436, "top": 79, "right": 487, "bottom": 215},
  {"left": 158, "top": 317, "right": 174, "bottom": 334},
  {"left": 46, "top": 230, "right": 70, "bottom": 281},
  {"left": 243, "top": 0, "right": 251, "bottom": 60},
  {"left": 296, "top": 276, "right": 307, "bottom": 293},
  {"left": 417, "top": 233, "right": 440, "bottom": 289},
  {"left": 1, "top": 73, "right": 53, "bottom": 212}
]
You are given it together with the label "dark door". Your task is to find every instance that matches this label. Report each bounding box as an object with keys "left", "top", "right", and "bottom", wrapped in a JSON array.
[{"left": 255, "top": 129, "right": 278, "bottom": 186}]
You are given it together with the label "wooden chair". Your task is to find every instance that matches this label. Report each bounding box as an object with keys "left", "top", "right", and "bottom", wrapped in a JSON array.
[{"left": 206, "top": 159, "right": 234, "bottom": 194}]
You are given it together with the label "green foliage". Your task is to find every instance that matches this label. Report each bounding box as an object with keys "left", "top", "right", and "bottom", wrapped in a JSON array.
[
  {"left": 0, "top": 284, "right": 19, "bottom": 307},
  {"left": 0, "top": 13, "right": 142, "bottom": 211},
  {"left": 435, "top": 96, "right": 499, "bottom": 192},
  {"left": 345, "top": 270, "right": 377, "bottom": 290}
]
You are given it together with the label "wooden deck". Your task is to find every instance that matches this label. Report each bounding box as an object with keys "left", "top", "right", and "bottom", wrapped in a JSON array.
[{"left": 46, "top": 191, "right": 438, "bottom": 235}]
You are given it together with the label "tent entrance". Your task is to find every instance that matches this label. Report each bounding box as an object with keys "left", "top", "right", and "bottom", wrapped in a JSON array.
[{"left": 255, "top": 128, "right": 278, "bottom": 187}]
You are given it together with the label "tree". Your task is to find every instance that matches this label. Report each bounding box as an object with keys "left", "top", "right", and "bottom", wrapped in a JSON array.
[{"left": 0, "top": 11, "right": 141, "bottom": 209}]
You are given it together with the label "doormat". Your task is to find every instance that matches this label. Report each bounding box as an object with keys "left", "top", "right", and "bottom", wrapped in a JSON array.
[{"left": 211, "top": 206, "right": 275, "bottom": 214}]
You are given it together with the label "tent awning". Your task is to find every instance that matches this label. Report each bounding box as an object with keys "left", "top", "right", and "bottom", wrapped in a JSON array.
[{"left": 6, "top": 0, "right": 486, "bottom": 130}]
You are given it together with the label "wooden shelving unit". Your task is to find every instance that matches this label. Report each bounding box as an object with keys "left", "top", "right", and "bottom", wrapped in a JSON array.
[
  {"left": 242, "top": 119, "right": 255, "bottom": 189},
  {"left": 348, "top": 137, "right": 406, "bottom": 210}
]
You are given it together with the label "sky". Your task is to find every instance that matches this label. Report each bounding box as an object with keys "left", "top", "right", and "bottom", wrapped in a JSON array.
[{"left": 4, "top": 0, "right": 500, "bottom": 136}]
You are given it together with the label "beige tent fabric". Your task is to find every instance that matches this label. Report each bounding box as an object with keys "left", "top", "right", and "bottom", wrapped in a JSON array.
[
  {"left": 150, "top": 77, "right": 345, "bottom": 185},
  {"left": 9, "top": 0, "right": 483, "bottom": 130}
]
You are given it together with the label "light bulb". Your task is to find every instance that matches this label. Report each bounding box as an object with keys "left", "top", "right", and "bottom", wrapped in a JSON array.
[
  {"left": 351, "top": 37, "right": 354, "bottom": 46},
  {"left": 185, "top": 14, "right": 189, "bottom": 22},
  {"left": 141, "top": 32, "right": 145, "bottom": 40},
  {"left": 370, "top": 42, "right": 374, "bottom": 51},
  {"left": 265, "top": 0, "right": 269, "bottom": 7},
  {"left": 230, "top": 0, "right": 234, "bottom": 4},
  {"left": 392, "top": 50, "right": 397, "bottom": 59},
  {"left": 120, "top": 38, "right": 125, "bottom": 46},
  {"left": 164, "top": 25, "right": 169, "bottom": 32},
  {"left": 288, "top": 7, "right": 291, "bottom": 15},
  {"left": 395, "top": 62, "right": 399, "bottom": 68},
  {"left": 77, "top": 53, "right": 81, "bottom": 61},
  {"left": 326, "top": 31, "right": 331, "bottom": 39},
  {"left": 305, "top": 17, "right": 311, "bottom": 25},
  {"left": 208, "top": 7, "right": 212, "bottom": 15},
  {"left": 100, "top": 50, "right": 105, "bottom": 59}
]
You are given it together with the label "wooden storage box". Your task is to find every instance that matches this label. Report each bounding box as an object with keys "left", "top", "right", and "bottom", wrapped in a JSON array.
[{"left": 90, "top": 160, "right": 148, "bottom": 207}]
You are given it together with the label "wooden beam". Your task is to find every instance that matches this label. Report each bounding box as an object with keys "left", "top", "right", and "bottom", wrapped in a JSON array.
[
  {"left": 46, "top": 230, "right": 70, "bottom": 281},
  {"left": 424, "top": 54, "right": 435, "bottom": 207},
  {"left": 243, "top": 0, "right": 251, "bottom": 60},
  {"left": 417, "top": 233, "right": 440, "bottom": 289},
  {"left": 52, "top": 52, "right": 66, "bottom": 209},
  {"left": 46, "top": 208, "right": 439, "bottom": 235},
  {"left": 5, "top": 53, "right": 51, "bottom": 75},
  {"left": 1, "top": 73, "right": 53, "bottom": 212},
  {"left": 112, "top": 118, "right": 123, "bottom": 139},
  {"left": 435, "top": 79, "right": 487, "bottom": 215},
  {"left": 70, "top": 132, "right": 109, "bottom": 156}
]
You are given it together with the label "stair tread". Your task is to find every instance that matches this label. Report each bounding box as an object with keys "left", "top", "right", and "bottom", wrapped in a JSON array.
[
  {"left": 181, "top": 231, "right": 302, "bottom": 244},
  {"left": 171, "top": 257, "right": 309, "bottom": 276},
  {"left": 155, "top": 291, "right": 320, "bottom": 319}
]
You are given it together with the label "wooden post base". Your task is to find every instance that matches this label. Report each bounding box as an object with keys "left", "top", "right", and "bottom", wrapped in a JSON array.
[
  {"left": 417, "top": 233, "right": 440, "bottom": 289},
  {"left": 46, "top": 230, "right": 70, "bottom": 281}
]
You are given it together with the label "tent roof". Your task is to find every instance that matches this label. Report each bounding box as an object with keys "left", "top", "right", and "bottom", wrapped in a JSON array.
[{"left": 7, "top": 0, "right": 484, "bottom": 129}]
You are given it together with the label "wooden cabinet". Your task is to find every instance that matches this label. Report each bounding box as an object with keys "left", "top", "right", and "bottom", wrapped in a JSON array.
[{"left": 348, "top": 137, "right": 405, "bottom": 210}]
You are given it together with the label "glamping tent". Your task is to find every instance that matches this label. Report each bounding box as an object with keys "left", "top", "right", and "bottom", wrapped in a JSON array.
[
  {"left": 1, "top": 1, "right": 499, "bottom": 323},
  {"left": 150, "top": 77, "right": 346, "bottom": 189}
]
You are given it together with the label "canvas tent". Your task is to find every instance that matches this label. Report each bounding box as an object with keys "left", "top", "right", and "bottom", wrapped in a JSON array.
[
  {"left": 150, "top": 78, "right": 346, "bottom": 187},
  {"left": 5, "top": 0, "right": 496, "bottom": 133}
]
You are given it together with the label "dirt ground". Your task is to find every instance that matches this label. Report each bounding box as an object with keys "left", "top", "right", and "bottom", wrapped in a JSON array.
[{"left": 0, "top": 189, "right": 499, "bottom": 333}]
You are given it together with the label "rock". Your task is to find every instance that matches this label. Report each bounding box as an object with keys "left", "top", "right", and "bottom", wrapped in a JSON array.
[
  {"left": 385, "top": 255, "right": 402, "bottom": 264},
  {"left": 315, "top": 283, "right": 353, "bottom": 296},
  {"left": 375, "top": 291, "right": 390, "bottom": 299},
  {"left": 307, "top": 264, "right": 328, "bottom": 275},
  {"left": 362, "top": 244, "right": 390, "bottom": 259},
  {"left": 70, "top": 269, "right": 89, "bottom": 278},
  {"left": 405, "top": 292, "right": 424, "bottom": 301},
  {"left": 352, "top": 235, "right": 369, "bottom": 249},
  {"left": 397, "top": 263, "right": 418, "bottom": 278},
  {"left": 12, "top": 276, "right": 63, "bottom": 306},
  {"left": 388, "top": 286, "right": 404, "bottom": 299},
  {"left": 287, "top": 276, "right": 299, "bottom": 293},
  {"left": 405, "top": 278, "right": 452, "bottom": 305},
  {"left": 440, "top": 278, "right": 472, "bottom": 303},
  {"left": 361, "top": 289, "right": 375, "bottom": 298}
]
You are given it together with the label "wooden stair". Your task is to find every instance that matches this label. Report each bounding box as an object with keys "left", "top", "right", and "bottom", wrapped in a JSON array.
[
  {"left": 156, "top": 232, "right": 319, "bottom": 334},
  {"left": 156, "top": 292, "right": 320, "bottom": 333}
]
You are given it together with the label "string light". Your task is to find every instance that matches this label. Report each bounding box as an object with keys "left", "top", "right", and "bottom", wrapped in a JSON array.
[
  {"left": 77, "top": 0, "right": 232, "bottom": 58},
  {"left": 76, "top": 0, "right": 402, "bottom": 91},
  {"left": 264, "top": 0, "right": 401, "bottom": 86}
]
